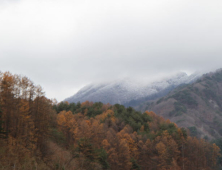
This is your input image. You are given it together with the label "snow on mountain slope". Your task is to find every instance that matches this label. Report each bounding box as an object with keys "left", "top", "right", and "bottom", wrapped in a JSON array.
[{"left": 64, "top": 72, "right": 202, "bottom": 105}]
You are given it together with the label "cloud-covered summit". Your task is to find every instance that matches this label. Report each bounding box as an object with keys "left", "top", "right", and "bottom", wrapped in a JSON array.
[
  {"left": 1, "top": 0, "right": 222, "bottom": 101},
  {"left": 65, "top": 71, "right": 201, "bottom": 105}
]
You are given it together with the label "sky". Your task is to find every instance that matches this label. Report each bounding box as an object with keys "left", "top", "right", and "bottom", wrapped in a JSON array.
[{"left": 1, "top": 0, "right": 222, "bottom": 101}]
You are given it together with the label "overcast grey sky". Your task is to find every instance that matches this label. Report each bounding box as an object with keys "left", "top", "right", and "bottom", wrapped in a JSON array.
[{"left": 1, "top": 0, "right": 222, "bottom": 101}]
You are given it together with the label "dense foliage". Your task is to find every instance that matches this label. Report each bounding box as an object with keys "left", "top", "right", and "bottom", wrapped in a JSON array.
[
  {"left": 0, "top": 72, "right": 54, "bottom": 169},
  {"left": 0, "top": 71, "right": 221, "bottom": 170},
  {"left": 54, "top": 101, "right": 220, "bottom": 170}
]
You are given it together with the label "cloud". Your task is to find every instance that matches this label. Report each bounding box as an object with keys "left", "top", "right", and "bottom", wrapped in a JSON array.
[{"left": 1, "top": 0, "right": 222, "bottom": 101}]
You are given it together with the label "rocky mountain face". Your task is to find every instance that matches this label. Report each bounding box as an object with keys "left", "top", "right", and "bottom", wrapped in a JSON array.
[
  {"left": 136, "top": 69, "right": 222, "bottom": 140},
  {"left": 65, "top": 72, "right": 200, "bottom": 106}
]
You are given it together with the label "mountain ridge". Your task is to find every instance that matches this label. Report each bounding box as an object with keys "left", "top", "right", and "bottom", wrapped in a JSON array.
[
  {"left": 65, "top": 71, "right": 201, "bottom": 106},
  {"left": 135, "top": 69, "right": 222, "bottom": 140}
]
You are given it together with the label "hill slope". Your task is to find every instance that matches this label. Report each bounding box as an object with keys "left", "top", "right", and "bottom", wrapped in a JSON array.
[
  {"left": 53, "top": 101, "right": 221, "bottom": 170},
  {"left": 136, "top": 69, "right": 222, "bottom": 139},
  {"left": 0, "top": 71, "right": 220, "bottom": 170}
]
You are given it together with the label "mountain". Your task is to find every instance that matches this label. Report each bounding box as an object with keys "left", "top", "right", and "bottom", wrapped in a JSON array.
[
  {"left": 0, "top": 71, "right": 221, "bottom": 170},
  {"left": 65, "top": 72, "right": 201, "bottom": 106},
  {"left": 136, "top": 69, "right": 222, "bottom": 140}
]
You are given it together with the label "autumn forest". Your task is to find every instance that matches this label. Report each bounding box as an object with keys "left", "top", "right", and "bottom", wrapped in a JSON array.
[{"left": 0, "top": 72, "right": 221, "bottom": 170}]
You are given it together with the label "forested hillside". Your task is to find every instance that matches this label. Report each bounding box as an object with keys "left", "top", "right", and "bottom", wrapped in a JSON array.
[
  {"left": 136, "top": 69, "right": 222, "bottom": 140},
  {"left": 0, "top": 72, "right": 221, "bottom": 170}
]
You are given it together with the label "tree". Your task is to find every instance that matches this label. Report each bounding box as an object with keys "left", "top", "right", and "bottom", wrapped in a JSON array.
[
  {"left": 212, "top": 143, "right": 221, "bottom": 168},
  {"left": 57, "top": 110, "right": 76, "bottom": 147},
  {"left": 156, "top": 141, "right": 168, "bottom": 169},
  {"left": 131, "top": 158, "right": 141, "bottom": 170},
  {"left": 117, "top": 139, "right": 132, "bottom": 170},
  {"left": 0, "top": 104, "right": 6, "bottom": 138},
  {"left": 0, "top": 114, "right": 6, "bottom": 138},
  {"left": 0, "top": 72, "right": 15, "bottom": 138},
  {"left": 77, "top": 138, "right": 95, "bottom": 161},
  {"left": 96, "top": 148, "right": 110, "bottom": 170}
]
